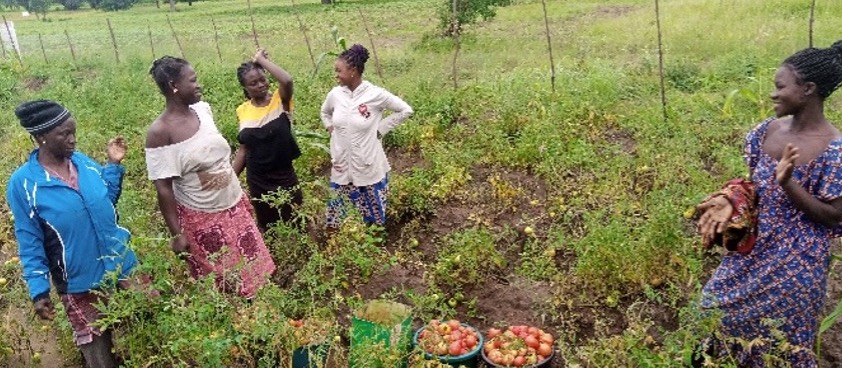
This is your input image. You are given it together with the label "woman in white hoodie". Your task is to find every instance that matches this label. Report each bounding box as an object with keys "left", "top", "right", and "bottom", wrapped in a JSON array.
[{"left": 320, "top": 44, "right": 413, "bottom": 228}]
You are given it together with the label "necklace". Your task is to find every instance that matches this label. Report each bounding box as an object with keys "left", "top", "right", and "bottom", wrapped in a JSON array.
[{"left": 43, "top": 159, "right": 78, "bottom": 189}]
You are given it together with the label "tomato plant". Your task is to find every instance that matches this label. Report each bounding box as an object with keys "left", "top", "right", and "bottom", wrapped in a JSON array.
[{"left": 482, "top": 325, "right": 554, "bottom": 367}]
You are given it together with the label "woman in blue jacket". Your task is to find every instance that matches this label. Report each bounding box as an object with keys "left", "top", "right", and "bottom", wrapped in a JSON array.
[{"left": 6, "top": 100, "right": 137, "bottom": 368}]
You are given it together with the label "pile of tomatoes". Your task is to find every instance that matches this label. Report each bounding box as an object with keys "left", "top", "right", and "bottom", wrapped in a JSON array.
[
  {"left": 417, "top": 319, "right": 481, "bottom": 357},
  {"left": 482, "top": 325, "right": 554, "bottom": 367}
]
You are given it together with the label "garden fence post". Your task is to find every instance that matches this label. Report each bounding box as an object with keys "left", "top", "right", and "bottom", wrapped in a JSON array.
[
  {"left": 211, "top": 17, "right": 222, "bottom": 63},
  {"left": 37, "top": 33, "right": 47, "bottom": 63},
  {"left": 358, "top": 8, "right": 384, "bottom": 81},
  {"left": 290, "top": 0, "right": 315, "bottom": 69},
  {"left": 2, "top": 16, "right": 23, "bottom": 67},
  {"left": 106, "top": 18, "right": 120, "bottom": 63},
  {"left": 450, "top": 0, "right": 461, "bottom": 90},
  {"left": 809, "top": 0, "right": 816, "bottom": 48},
  {"left": 166, "top": 15, "right": 185, "bottom": 58},
  {"left": 247, "top": 0, "right": 260, "bottom": 49},
  {"left": 148, "top": 25, "right": 155, "bottom": 60},
  {"left": 654, "top": 0, "right": 668, "bottom": 122},
  {"left": 540, "top": 0, "right": 556, "bottom": 93},
  {"left": 65, "top": 30, "right": 77, "bottom": 65},
  {"left": 0, "top": 29, "right": 6, "bottom": 60}
]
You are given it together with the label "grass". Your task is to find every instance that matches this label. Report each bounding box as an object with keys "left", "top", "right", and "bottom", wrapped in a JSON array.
[{"left": 1, "top": 0, "right": 842, "bottom": 366}]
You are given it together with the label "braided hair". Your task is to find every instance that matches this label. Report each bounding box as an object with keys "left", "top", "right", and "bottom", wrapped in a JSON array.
[
  {"left": 236, "top": 61, "right": 264, "bottom": 100},
  {"left": 339, "top": 44, "right": 370, "bottom": 74},
  {"left": 149, "top": 56, "right": 190, "bottom": 95},
  {"left": 782, "top": 40, "right": 842, "bottom": 99}
]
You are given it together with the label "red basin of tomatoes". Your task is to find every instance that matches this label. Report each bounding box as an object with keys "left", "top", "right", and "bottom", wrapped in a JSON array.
[
  {"left": 480, "top": 325, "right": 555, "bottom": 367},
  {"left": 413, "top": 319, "right": 484, "bottom": 365}
]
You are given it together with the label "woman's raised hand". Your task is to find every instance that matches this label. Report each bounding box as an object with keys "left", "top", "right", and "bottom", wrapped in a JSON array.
[
  {"left": 253, "top": 48, "right": 269, "bottom": 63},
  {"left": 696, "top": 195, "right": 733, "bottom": 245},
  {"left": 775, "top": 143, "right": 800, "bottom": 185},
  {"left": 106, "top": 136, "right": 127, "bottom": 164}
]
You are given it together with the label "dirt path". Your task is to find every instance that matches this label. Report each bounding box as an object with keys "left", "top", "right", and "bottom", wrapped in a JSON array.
[{"left": 2, "top": 305, "right": 77, "bottom": 368}]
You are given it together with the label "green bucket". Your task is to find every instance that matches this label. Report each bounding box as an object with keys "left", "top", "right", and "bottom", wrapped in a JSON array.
[{"left": 350, "top": 301, "right": 413, "bottom": 368}]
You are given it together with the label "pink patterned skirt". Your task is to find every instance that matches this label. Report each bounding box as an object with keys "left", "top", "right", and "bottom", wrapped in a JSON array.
[{"left": 177, "top": 195, "right": 276, "bottom": 298}]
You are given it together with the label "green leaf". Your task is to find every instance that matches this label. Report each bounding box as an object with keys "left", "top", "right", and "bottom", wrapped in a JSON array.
[{"left": 820, "top": 299, "right": 842, "bottom": 334}]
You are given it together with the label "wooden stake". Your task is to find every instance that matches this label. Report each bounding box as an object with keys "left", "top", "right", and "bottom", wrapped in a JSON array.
[
  {"left": 65, "top": 29, "right": 77, "bottom": 64},
  {"left": 0, "top": 27, "right": 7, "bottom": 60},
  {"left": 37, "top": 33, "right": 47, "bottom": 63},
  {"left": 106, "top": 18, "right": 120, "bottom": 63},
  {"left": 809, "top": 0, "right": 817, "bottom": 48},
  {"left": 654, "top": 0, "right": 667, "bottom": 122},
  {"left": 166, "top": 15, "right": 185, "bottom": 58},
  {"left": 451, "top": 0, "right": 461, "bottom": 90},
  {"left": 358, "top": 8, "right": 384, "bottom": 81},
  {"left": 2, "top": 16, "right": 22, "bottom": 67},
  {"left": 211, "top": 17, "right": 222, "bottom": 63},
  {"left": 540, "top": 0, "right": 555, "bottom": 92},
  {"left": 246, "top": 0, "right": 260, "bottom": 49},
  {"left": 290, "top": 0, "right": 315, "bottom": 68},
  {"left": 148, "top": 25, "right": 155, "bottom": 60}
]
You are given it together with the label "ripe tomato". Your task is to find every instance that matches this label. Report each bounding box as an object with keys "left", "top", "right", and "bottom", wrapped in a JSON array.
[
  {"left": 513, "top": 356, "right": 526, "bottom": 367},
  {"left": 436, "top": 342, "right": 448, "bottom": 356},
  {"left": 447, "top": 319, "right": 461, "bottom": 330},
  {"left": 487, "top": 328, "right": 501, "bottom": 338},
  {"left": 538, "top": 343, "right": 552, "bottom": 357},
  {"left": 449, "top": 341, "right": 462, "bottom": 356},
  {"left": 488, "top": 350, "right": 503, "bottom": 364},
  {"left": 465, "top": 335, "right": 477, "bottom": 348},
  {"left": 527, "top": 327, "right": 539, "bottom": 336},
  {"left": 539, "top": 332, "right": 554, "bottom": 345},
  {"left": 501, "top": 353, "right": 514, "bottom": 366},
  {"left": 524, "top": 335, "right": 540, "bottom": 349},
  {"left": 484, "top": 341, "right": 494, "bottom": 353}
]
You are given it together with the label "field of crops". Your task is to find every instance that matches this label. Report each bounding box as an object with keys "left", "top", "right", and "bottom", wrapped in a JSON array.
[{"left": 2, "top": 0, "right": 842, "bottom": 366}]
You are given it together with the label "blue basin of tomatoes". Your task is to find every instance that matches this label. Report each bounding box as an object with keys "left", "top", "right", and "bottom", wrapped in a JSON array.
[{"left": 413, "top": 319, "right": 485, "bottom": 367}]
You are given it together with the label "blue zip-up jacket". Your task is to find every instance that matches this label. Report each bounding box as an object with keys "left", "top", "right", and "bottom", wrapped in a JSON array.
[{"left": 6, "top": 149, "right": 137, "bottom": 301}]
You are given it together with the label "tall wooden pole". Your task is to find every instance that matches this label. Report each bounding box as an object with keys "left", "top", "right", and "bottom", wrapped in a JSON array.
[
  {"left": 358, "top": 8, "right": 384, "bottom": 81},
  {"left": 2, "top": 16, "right": 22, "bottom": 67},
  {"left": 106, "top": 18, "right": 120, "bottom": 63},
  {"left": 65, "top": 30, "right": 77, "bottom": 64},
  {"left": 540, "top": 0, "right": 555, "bottom": 92},
  {"left": 37, "top": 33, "right": 47, "bottom": 63},
  {"left": 809, "top": 0, "right": 817, "bottom": 48},
  {"left": 290, "top": 0, "right": 315, "bottom": 68},
  {"left": 451, "top": 0, "right": 461, "bottom": 90},
  {"left": 211, "top": 17, "right": 223, "bottom": 63},
  {"left": 247, "top": 0, "right": 260, "bottom": 49},
  {"left": 654, "top": 0, "right": 668, "bottom": 122},
  {"left": 148, "top": 26, "right": 156, "bottom": 60},
  {"left": 166, "top": 15, "right": 185, "bottom": 58}
]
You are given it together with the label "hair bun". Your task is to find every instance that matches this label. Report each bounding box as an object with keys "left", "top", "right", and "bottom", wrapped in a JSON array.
[
  {"left": 350, "top": 44, "right": 370, "bottom": 63},
  {"left": 15, "top": 100, "right": 71, "bottom": 135},
  {"left": 830, "top": 40, "right": 842, "bottom": 60}
]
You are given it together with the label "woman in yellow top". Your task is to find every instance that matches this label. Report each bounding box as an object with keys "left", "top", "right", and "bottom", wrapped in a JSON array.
[{"left": 233, "top": 49, "right": 302, "bottom": 232}]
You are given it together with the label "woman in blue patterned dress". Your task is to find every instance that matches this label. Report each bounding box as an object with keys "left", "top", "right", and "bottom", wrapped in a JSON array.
[{"left": 696, "top": 41, "right": 842, "bottom": 367}]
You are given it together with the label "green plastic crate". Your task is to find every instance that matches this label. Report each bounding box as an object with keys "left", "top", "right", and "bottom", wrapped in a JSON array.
[{"left": 350, "top": 302, "right": 413, "bottom": 368}]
